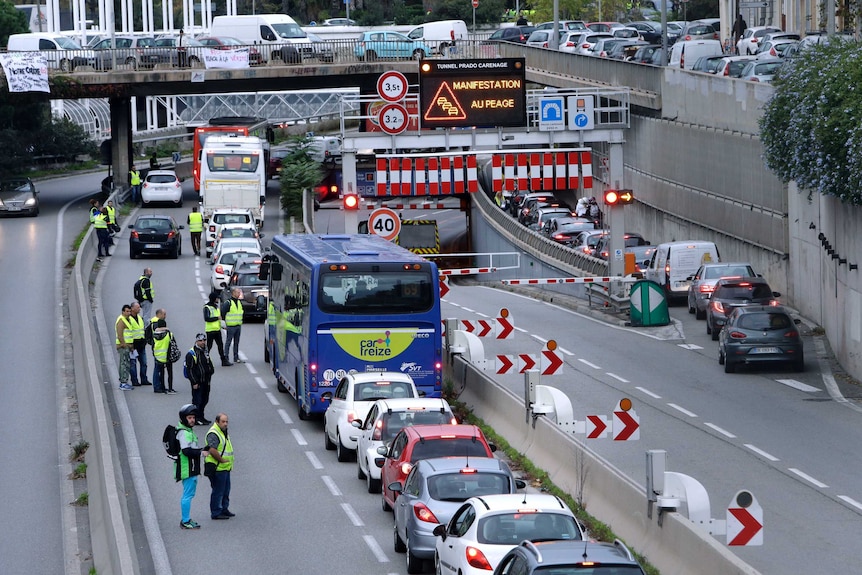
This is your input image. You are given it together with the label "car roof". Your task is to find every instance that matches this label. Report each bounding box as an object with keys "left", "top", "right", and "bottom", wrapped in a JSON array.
[
  {"left": 373, "top": 397, "right": 451, "bottom": 412},
  {"left": 525, "top": 539, "right": 641, "bottom": 566},
  {"left": 715, "top": 276, "right": 769, "bottom": 287},
  {"left": 418, "top": 456, "right": 505, "bottom": 473},
  {"left": 344, "top": 371, "right": 415, "bottom": 385},
  {"left": 465, "top": 492, "right": 572, "bottom": 512},
  {"left": 145, "top": 169, "right": 178, "bottom": 177},
  {"left": 402, "top": 423, "right": 483, "bottom": 439}
]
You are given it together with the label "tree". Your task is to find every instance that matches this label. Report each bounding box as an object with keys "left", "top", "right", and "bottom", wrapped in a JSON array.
[
  {"left": 0, "top": 0, "right": 29, "bottom": 46},
  {"left": 279, "top": 136, "right": 325, "bottom": 218},
  {"left": 760, "top": 40, "right": 862, "bottom": 205}
]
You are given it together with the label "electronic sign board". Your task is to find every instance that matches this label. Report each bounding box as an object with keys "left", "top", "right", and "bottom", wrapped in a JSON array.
[{"left": 419, "top": 58, "right": 526, "bottom": 129}]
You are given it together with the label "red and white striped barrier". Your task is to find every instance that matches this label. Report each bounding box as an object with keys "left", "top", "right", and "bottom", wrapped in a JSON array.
[
  {"left": 363, "top": 203, "right": 448, "bottom": 210},
  {"left": 502, "top": 276, "right": 640, "bottom": 286},
  {"left": 441, "top": 267, "right": 497, "bottom": 276}
]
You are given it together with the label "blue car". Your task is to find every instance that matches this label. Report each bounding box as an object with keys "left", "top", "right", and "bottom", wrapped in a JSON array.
[{"left": 354, "top": 31, "right": 430, "bottom": 61}]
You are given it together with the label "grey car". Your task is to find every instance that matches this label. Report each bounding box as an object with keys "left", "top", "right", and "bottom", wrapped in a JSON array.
[
  {"left": 687, "top": 262, "right": 757, "bottom": 319},
  {"left": 391, "top": 456, "right": 525, "bottom": 574},
  {"left": 0, "top": 177, "right": 39, "bottom": 217},
  {"left": 706, "top": 277, "right": 780, "bottom": 340},
  {"left": 719, "top": 305, "right": 803, "bottom": 373},
  {"left": 91, "top": 36, "right": 171, "bottom": 70},
  {"left": 492, "top": 539, "right": 646, "bottom": 574}
]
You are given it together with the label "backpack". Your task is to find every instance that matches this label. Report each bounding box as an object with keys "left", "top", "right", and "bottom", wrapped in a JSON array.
[
  {"left": 134, "top": 278, "right": 144, "bottom": 302},
  {"left": 183, "top": 349, "right": 196, "bottom": 379},
  {"left": 144, "top": 322, "right": 155, "bottom": 346},
  {"left": 167, "top": 334, "right": 181, "bottom": 363},
  {"left": 162, "top": 424, "right": 181, "bottom": 460}
]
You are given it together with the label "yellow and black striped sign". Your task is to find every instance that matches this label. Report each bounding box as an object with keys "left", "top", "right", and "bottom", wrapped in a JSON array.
[{"left": 396, "top": 219, "right": 439, "bottom": 254}]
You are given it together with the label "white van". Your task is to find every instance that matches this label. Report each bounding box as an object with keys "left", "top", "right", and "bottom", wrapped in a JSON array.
[
  {"left": 644, "top": 241, "right": 721, "bottom": 300},
  {"left": 7, "top": 32, "right": 94, "bottom": 71},
  {"left": 210, "top": 14, "right": 311, "bottom": 63},
  {"left": 668, "top": 39, "right": 723, "bottom": 70},
  {"left": 407, "top": 20, "right": 468, "bottom": 54}
]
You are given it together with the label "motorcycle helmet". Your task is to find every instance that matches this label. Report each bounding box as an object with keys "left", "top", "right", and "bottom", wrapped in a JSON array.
[{"left": 179, "top": 404, "right": 198, "bottom": 423}]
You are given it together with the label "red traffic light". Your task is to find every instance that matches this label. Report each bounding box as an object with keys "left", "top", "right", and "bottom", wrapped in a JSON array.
[
  {"left": 604, "top": 189, "right": 634, "bottom": 205},
  {"left": 343, "top": 193, "right": 360, "bottom": 210}
]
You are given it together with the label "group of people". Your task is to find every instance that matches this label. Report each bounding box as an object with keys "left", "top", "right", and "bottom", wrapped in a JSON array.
[{"left": 89, "top": 198, "right": 120, "bottom": 260}]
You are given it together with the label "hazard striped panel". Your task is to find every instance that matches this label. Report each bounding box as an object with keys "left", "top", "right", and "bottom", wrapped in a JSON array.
[
  {"left": 492, "top": 156, "right": 503, "bottom": 193},
  {"left": 488, "top": 149, "right": 593, "bottom": 194}
]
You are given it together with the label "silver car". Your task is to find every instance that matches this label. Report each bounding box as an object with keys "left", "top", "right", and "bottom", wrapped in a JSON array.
[{"left": 687, "top": 262, "right": 757, "bottom": 319}]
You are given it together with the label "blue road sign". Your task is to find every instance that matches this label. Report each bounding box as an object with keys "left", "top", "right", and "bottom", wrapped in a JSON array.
[{"left": 539, "top": 97, "right": 565, "bottom": 131}]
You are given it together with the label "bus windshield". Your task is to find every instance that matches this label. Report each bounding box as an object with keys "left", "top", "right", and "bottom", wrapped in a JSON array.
[
  {"left": 206, "top": 153, "right": 260, "bottom": 173},
  {"left": 318, "top": 271, "right": 434, "bottom": 313}
]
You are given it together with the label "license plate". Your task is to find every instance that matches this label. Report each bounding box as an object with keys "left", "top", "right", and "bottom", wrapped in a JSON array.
[
  {"left": 145, "top": 243, "right": 161, "bottom": 248},
  {"left": 751, "top": 347, "right": 780, "bottom": 354},
  {"left": 7, "top": 207, "right": 20, "bottom": 211}
]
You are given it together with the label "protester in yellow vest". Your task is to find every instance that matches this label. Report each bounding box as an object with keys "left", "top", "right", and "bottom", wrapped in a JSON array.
[
  {"left": 129, "top": 166, "right": 142, "bottom": 205},
  {"left": 221, "top": 287, "right": 245, "bottom": 364},
  {"left": 204, "top": 413, "right": 235, "bottom": 520},
  {"left": 204, "top": 290, "right": 231, "bottom": 366},
  {"left": 188, "top": 206, "right": 204, "bottom": 256},
  {"left": 94, "top": 207, "right": 111, "bottom": 260},
  {"left": 115, "top": 304, "right": 135, "bottom": 391}
]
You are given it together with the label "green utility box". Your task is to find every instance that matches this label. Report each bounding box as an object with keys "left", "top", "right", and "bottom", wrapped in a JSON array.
[{"left": 630, "top": 280, "right": 670, "bottom": 327}]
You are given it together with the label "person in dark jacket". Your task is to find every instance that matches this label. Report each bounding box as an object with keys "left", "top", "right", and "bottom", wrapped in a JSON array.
[
  {"left": 185, "top": 334, "right": 215, "bottom": 425},
  {"left": 175, "top": 403, "right": 204, "bottom": 529}
]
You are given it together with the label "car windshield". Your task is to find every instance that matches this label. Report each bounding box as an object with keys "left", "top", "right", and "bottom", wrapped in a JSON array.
[
  {"left": 427, "top": 472, "right": 509, "bottom": 502},
  {"left": 220, "top": 228, "right": 255, "bottom": 238},
  {"left": 737, "top": 312, "right": 791, "bottom": 330},
  {"left": 272, "top": 23, "right": 306, "bottom": 39},
  {"left": 147, "top": 174, "right": 177, "bottom": 184},
  {"left": 213, "top": 214, "right": 252, "bottom": 224},
  {"left": 410, "top": 438, "right": 488, "bottom": 461},
  {"left": 318, "top": 271, "right": 434, "bottom": 313},
  {"left": 235, "top": 273, "right": 267, "bottom": 287},
  {"left": 532, "top": 566, "right": 643, "bottom": 573},
  {"left": 379, "top": 410, "right": 453, "bottom": 441},
  {"left": 219, "top": 251, "right": 259, "bottom": 265},
  {"left": 478, "top": 512, "right": 582, "bottom": 544},
  {"left": 720, "top": 284, "right": 773, "bottom": 300},
  {"left": 353, "top": 381, "right": 415, "bottom": 402},
  {"left": 705, "top": 266, "right": 753, "bottom": 279},
  {"left": 0, "top": 179, "right": 29, "bottom": 192}
]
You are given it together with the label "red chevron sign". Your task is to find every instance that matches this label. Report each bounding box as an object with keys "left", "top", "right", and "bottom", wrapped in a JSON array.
[
  {"left": 519, "top": 354, "right": 536, "bottom": 372},
  {"left": 439, "top": 276, "right": 449, "bottom": 298},
  {"left": 460, "top": 319, "right": 493, "bottom": 337},
  {"left": 541, "top": 349, "right": 563, "bottom": 375},
  {"left": 613, "top": 409, "right": 640, "bottom": 441},
  {"left": 586, "top": 415, "right": 609, "bottom": 439},
  {"left": 495, "top": 355, "right": 513, "bottom": 374},
  {"left": 727, "top": 491, "right": 763, "bottom": 546},
  {"left": 496, "top": 316, "right": 514, "bottom": 339}
]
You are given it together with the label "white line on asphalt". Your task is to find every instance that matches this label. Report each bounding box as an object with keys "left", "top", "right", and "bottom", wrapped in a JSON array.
[
  {"left": 475, "top": 311, "right": 489, "bottom": 318},
  {"left": 245, "top": 362, "right": 257, "bottom": 375},
  {"left": 278, "top": 408, "right": 293, "bottom": 425},
  {"left": 704, "top": 422, "right": 737, "bottom": 438},
  {"left": 558, "top": 347, "right": 574, "bottom": 356},
  {"left": 195, "top": 269, "right": 200, "bottom": 278},
  {"left": 838, "top": 495, "right": 862, "bottom": 511},
  {"left": 322, "top": 475, "right": 342, "bottom": 496},
  {"left": 363, "top": 535, "right": 390, "bottom": 563},
  {"left": 815, "top": 337, "right": 862, "bottom": 413},
  {"left": 775, "top": 379, "right": 821, "bottom": 393},
  {"left": 290, "top": 428, "right": 307, "bottom": 446},
  {"left": 532, "top": 335, "right": 548, "bottom": 344},
  {"left": 635, "top": 386, "right": 661, "bottom": 399},
  {"left": 516, "top": 326, "right": 528, "bottom": 333},
  {"left": 607, "top": 373, "right": 629, "bottom": 383},
  {"left": 744, "top": 444, "right": 779, "bottom": 461},
  {"left": 677, "top": 343, "right": 703, "bottom": 350},
  {"left": 305, "top": 451, "right": 323, "bottom": 470},
  {"left": 788, "top": 468, "right": 828, "bottom": 488},
  {"left": 462, "top": 307, "right": 475, "bottom": 313},
  {"left": 578, "top": 359, "right": 601, "bottom": 369},
  {"left": 667, "top": 403, "right": 698, "bottom": 417},
  {"left": 255, "top": 376, "right": 267, "bottom": 389},
  {"left": 341, "top": 503, "right": 365, "bottom": 527},
  {"left": 265, "top": 392, "right": 279, "bottom": 405}
]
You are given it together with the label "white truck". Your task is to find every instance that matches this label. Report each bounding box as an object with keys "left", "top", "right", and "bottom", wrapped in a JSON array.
[{"left": 199, "top": 135, "right": 266, "bottom": 228}]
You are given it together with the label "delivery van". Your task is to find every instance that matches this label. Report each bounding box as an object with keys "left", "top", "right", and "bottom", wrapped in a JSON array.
[
  {"left": 407, "top": 20, "right": 469, "bottom": 54},
  {"left": 668, "top": 39, "right": 723, "bottom": 70},
  {"left": 210, "top": 14, "right": 311, "bottom": 63},
  {"left": 7, "top": 32, "right": 95, "bottom": 71},
  {"left": 644, "top": 240, "right": 721, "bottom": 300}
]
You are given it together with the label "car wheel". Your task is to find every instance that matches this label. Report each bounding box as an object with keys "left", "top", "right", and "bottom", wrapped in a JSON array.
[
  {"left": 711, "top": 326, "right": 720, "bottom": 341},
  {"left": 382, "top": 493, "right": 392, "bottom": 512},
  {"left": 695, "top": 306, "right": 706, "bottom": 320},
  {"left": 276, "top": 378, "right": 286, "bottom": 392},
  {"left": 718, "top": 348, "right": 725, "bottom": 365},
  {"left": 412, "top": 49, "right": 425, "bottom": 60},
  {"left": 298, "top": 400, "right": 311, "bottom": 421},
  {"left": 125, "top": 57, "right": 138, "bottom": 70},
  {"left": 336, "top": 432, "right": 352, "bottom": 462},
  {"left": 394, "top": 524, "right": 407, "bottom": 553},
  {"left": 357, "top": 459, "right": 366, "bottom": 480},
  {"left": 367, "top": 467, "right": 381, "bottom": 493},
  {"left": 706, "top": 319, "right": 712, "bottom": 335},
  {"left": 324, "top": 426, "right": 335, "bottom": 450},
  {"left": 794, "top": 357, "right": 805, "bottom": 372},
  {"left": 688, "top": 297, "right": 695, "bottom": 314},
  {"left": 264, "top": 339, "right": 270, "bottom": 363},
  {"left": 130, "top": 249, "right": 137, "bottom": 259},
  {"left": 366, "top": 50, "right": 377, "bottom": 61},
  {"left": 724, "top": 359, "right": 736, "bottom": 373},
  {"left": 435, "top": 552, "right": 443, "bottom": 575},
  {"left": 406, "top": 535, "right": 423, "bottom": 574}
]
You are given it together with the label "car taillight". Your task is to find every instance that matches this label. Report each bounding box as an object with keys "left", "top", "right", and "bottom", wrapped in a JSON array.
[
  {"left": 769, "top": 47, "right": 777, "bottom": 56},
  {"left": 750, "top": 77, "right": 760, "bottom": 82},
  {"left": 712, "top": 301, "right": 725, "bottom": 313},
  {"left": 684, "top": 35, "right": 692, "bottom": 41},
  {"left": 664, "top": 264, "right": 670, "bottom": 274},
  {"left": 699, "top": 284, "right": 715, "bottom": 293},
  {"left": 769, "top": 299, "right": 779, "bottom": 306},
  {"left": 542, "top": 42, "right": 548, "bottom": 48},
  {"left": 566, "top": 41, "right": 575, "bottom": 47},
  {"left": 371, "top": 420, "right": 383, "bottom": 440},
  {"left": 729, "top": 331, "right": 747, "bottom": 339},
  {"left": 130, "top": 231, "right": 139, "bottom": 239},
  {"left": 724, "top": 67, "right": 730, "bottom": 76},
  {"left": 785, "top": 330, "right": 799, "bottom": 338},
  {"left": 582, "top": 43, "right": 590, "bottom": 48},
  {"left": 413, "top": 503, "right": 439, "bottom": 524},
  {"left": 167, "top": 231, "right": 176, "bottom": 239},
  {"left": 399, "top": 462, "right": 412, "bottom": 476},
  {"left": 466, "top": 546, "right": 494, "bottom": 570},
  {"left": 208, "top": 225, "right": 216, "bottom": 232},
  {"left": 215, "top": 264, "right": 224, "bottom": 274},
  {"left": 143, "top": 182, "right": 149, "bottom": 188},
  {"left": 553, "top": 234, "right": 565, "bottom": 241},
  {"left": 175, "top": 181, "right": 181, "bottom": 188}
]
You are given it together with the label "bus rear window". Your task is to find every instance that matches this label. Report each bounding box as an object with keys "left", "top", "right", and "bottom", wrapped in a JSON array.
[
  {"left": 206, "top": 153, "right": 260, "bottom": 172},
  {"left": 319, "top": 271, "right": 433, "bottom": 313}
]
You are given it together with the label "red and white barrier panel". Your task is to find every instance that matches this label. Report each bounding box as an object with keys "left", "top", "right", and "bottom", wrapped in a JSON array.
[
  {"left": 496, "top": 346, "right": 563, "bottom": 375},
  {"left": 440, "top": 267, "right": 497, "bottom": 276},
  {"left": 502, "top": 276, "right": 640, "bottom": 285},
  {"left": 376, "top": 155, "right": 478, "bottom": 196},
  {"left": 439, "top": 276, "right": 450, "bottom": 298},
  {"left": 491, "top": 150, "right": 592, "bottom": 193},
  {"left": 363, "top": 203, "right": 448, "bottom": 210},
  {"left": 459, "top": 315, "right": 514, "bottom": 339}
]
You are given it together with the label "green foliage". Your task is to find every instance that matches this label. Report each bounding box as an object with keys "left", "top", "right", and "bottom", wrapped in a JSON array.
[
  {"left": 36, "top": 117, "right": 99, "bottom": 160},
  {"left": 279, "top": 135, "right": 324, "bottom": 218},
  {"left": 760, "top": 40, "right": 862, "bottom": 205},
  {"left": 0, "top": 0, "right": 29, "bottom": 46},
  {"left": 431, "top": 0, "right": 508, "bottom": 25}
]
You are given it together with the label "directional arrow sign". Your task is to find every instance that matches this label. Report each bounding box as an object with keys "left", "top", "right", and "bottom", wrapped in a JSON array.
[
  {"left": 727, "top": 491, "right": 763, "bottom": 546},
  {"left": 461, "top": 320, "right": 475, "bottom": 333},
  {"left": 618, "top": 190, "right": 634, "bottom": 204},
  {"left": 518, "top": 354, "right": 537, "bottom": 373},
  {"left": 586, "top": 415, "right": 609, "bottom": 439},
  {"left": 613, "top": 409, "right": 640, "bottom": 440},
  {"left": 439, "top": 276, "right": 449, "bottom": 298},
  {"left": 496, "top": 355, "right": 514, "bottom": 375},
  {"left": 477, "top": 320, "right": 493, "bottom": 338},
  {"left": 541, "top": 349, "right": 564, "bottom": 375},
  {"left": 496, "top": 316, "right": 514, "bottom": 339}
]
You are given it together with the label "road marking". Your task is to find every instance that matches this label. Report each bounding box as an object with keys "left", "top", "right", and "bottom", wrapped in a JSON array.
[
  {"left": 815, "top": 337, "right": 862, "bottom": 413},
  {"left": 532, "top": 335, "right": 548, "bottom": 344},
  {"left": 363, "top": 535, "right": 390, "bottom": 563},
  {"left": 516, "top": 326, "right": 528, "bottom": 333},
  {"left": 775, "top": 378, "right": 821, "bottom": 393},
  {"left": 322, "top": 475, "right": 342, "bottom": 496},
  {"left": 462, "top": 307, "right": 476, "bottom": 313},
  {"left": 744, "top": 444, "right": 779, "bottom": 461},
  {"left": 305, "top": 451, "right": 323, "bottom": 469},
  {"left": 341, "top": 503, "right": 365, "bottom": 526},
  {"left": 245, "top": 362, "right": 257, "bottom": 375},
  {"left": 607, "top": 373, "right": 629, "bottom": 383},
  {"left": 838, "top": 495, "right": 862, "bottom": 511},
  {"left": 635, "top": 386, "right": 661, "bottom": 399},
  {"left": 704, "top": 422, "right": 736, "bottom": 438},
  {"left": 558, "top": 346, "right": 574, "bottom": 356},
  {"left": 578, "top": 359, "right": 601, "bottom": 369},
  {"left": 667, "top": 403, "right": 697, "bottom": 417},
  {"left": 290, "top": 428, "right": 307, "bottom": 446},
  {"left": 475, "top": 311, "right": 489, "bottom": 318},
  {"left": 278, "top": 408, "right": 293, "bottom": 425},
  {"left": 265, "top": 392, "right": 279, "bottom": 405},
  {"left": 255, "top": 376, "right": 267, "bottom": 389},
  {"left": 788, "top": 468, "right": 828, "bottom": 488},
  {"left": 678, "top": 343, "right": 703, "bottom": 350}
]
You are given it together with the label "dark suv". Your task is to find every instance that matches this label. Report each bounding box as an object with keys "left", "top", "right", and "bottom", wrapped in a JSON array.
[
  {"left": 706, "top": 277, "right": 780, "bottom": 340},
  {"left": 223, "top": 255, "right": 268, "bottom": 321},
  {"left": 493, "top": 539, "right": 646, "bottom": 574}
]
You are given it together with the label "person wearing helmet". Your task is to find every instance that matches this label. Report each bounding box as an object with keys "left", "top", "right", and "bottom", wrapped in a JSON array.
[
  {"left": 176, "top": 403, "right": 204, "bottom": 529},
  {"left": 186, "top": 334, "right": 215, "bottom": 426}
]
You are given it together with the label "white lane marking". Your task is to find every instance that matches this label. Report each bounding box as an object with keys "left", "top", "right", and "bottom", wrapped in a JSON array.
[
  {"left": 667, "top": 403, "right": 698, "bottom": 417},
  {"left": 341, "top": 503, "right": 365, "bottom": 527},
  {"left": 704, "top": 422, "right": 737, "bottom": 438},
  {"left": 775, "top": 379, "right": 821, "bottom": 393},
  {"left": 322, "top": 475, "right": 342, "bottom": 496},
  {"left": 194, "top": 269, "right": 200, "bottom": 278},
  {"left": 788, "top": 468, "right": 828, "bottom": 488},
  {"left": 290, "top": 428, "right": 307, "bottom": 446},
  {"left": 245, "top": 362, "right": 257, "bottom": 375},
  {"left": 607, "top": 373, "right": 629, "bottom": 383},
  {"left": 635, "top": 386, "right": 661, "bottom": 399},
  {"left": 462, "top": 307, "right": 476, "bottom": 313},
  {"left": 838, "top": 495, "right": 862, "bottom": 512},
  {"left": 475, "top": 311, "right": 489, "bottom": 318},
  {"left": 678, "top": 343, "right": 703, "bottom": 350},
  {"left": 516, "top": 326, "right": 528, "bottom": 333},
  {"left": 278, "top": 408, "right": 293, "bottom": 425},
  {"left": 558, "top": 347, "right": 574, "bottom": 356},
  {"left": 305, "top": 451, "right": 323, "bottom": 470},
  {"left": 255, "top": 376, "right": 267, "bottom": 389},
  {"left": 532, "top": 335, "right": 548, "bottom": 344},
  {"left": 363, "top": 535, "right": 391, "bottom": 563},
  {"left": 265, "top": 392, "right": 279, "bottom": 405},
  {"left": 815, "top": 337, "right": 862, "bottom": 413},
  {"left": 578, "top": 359, "right": 601, "bottom": 369},
  {"left": 744, "top": 444, "right": 779, "bottom": 461}
]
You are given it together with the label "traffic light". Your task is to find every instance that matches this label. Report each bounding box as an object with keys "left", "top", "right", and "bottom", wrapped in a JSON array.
[
  {"left": 604, "top": 189, "right": 634, "bottom": 205},
  {"left": 343, "top": 193, "right": 360, "bottom": 210}
]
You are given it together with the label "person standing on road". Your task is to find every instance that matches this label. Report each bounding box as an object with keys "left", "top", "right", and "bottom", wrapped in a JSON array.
[
  {"left": 175, "top": 403, "right": 204, "bottom": 530},
  {"left": 115, "top": 304, "right": 134, "bottom": 391},
  {"left": 129, "top": 165, "right": 142, "bottom": 205},
  {"left": 204, "top": 413, "right": 235, "bottom": 520},
  {"left": 88, "top": 199, "right": 101, "bottom": 224},
  {"left": 135, "top": 268, "right": 155, "bottom": 327},
  {"left": 732, "top": 14, "right": 747, "bottom": 53},
  {"left": 146, "top": 308, "right": 168, "bottom": 391},
  {"left": 188, "top": 206, "right": 204, "bottom": 256},
  {"left": 105, "top": 199, "right": 121, "bottom": 234},
  {"left": 93, "top": 207, "right": 111, "bottom": 261},
  {"left": 186, "top": 334, "right": 215, "bottom": 425},
  {"left": 129, "top": 301, "right": 150, "bottom": 386},
  {"left": 204, "top": 290, "right": 231, "bottom": 366},
  {"left": 222, "top": 287, "right": 245, "bottom": 364}
]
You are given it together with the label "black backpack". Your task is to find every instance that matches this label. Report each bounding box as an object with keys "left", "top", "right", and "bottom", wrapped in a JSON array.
[
  {"left": 134, "top": 278, "right": 144, "bottom": 302},
  {"left": 162, "top": 424, "right": 181, "bottom": 460}
]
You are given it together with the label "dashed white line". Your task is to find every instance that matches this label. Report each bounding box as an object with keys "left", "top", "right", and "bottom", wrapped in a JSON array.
[
  {"left": 341, "top": 503, "right": 365, "bottom": 527},
  {"left": 321, "top": 475, "right": 342, "bottom": 496},
  {"left": 290, "top": 428, "right": 307, "bottom": 446},
  {"left": 606, "top": 373, "right": 629, "bottom": 383},
  {"left": 475, "top": 311, "right": 489, "bottom": 318},
  {"left": 532, "top": 335, "right": 548, "bottom": 344},
  {"left": 363, "top": 535, "right": 390, "bottom": 563},
  {"left": 578, "top": 359, "right": 601, "bottom": 369},
  {"left": 775, "top": 379, "right": 821, "bottom": 393},
  {"left": 788, "top": 468, "right": 828, "bottom": 488},
  {"left": 245, "top": 363, "right": 257, "bottom": 375},
  {"left": 305, "top": 451, "right": 323, "bottom": 470},
  {"left": 515, "top": 326, "right": 528, "bottom": 333},
  {"left": 558, "top": 347, "right": 574, "bottom": 356},
  {"left": 678, "top": 343, "right": 703, "bottom": 350},
  {"left": 838, "top": 495, "right": 862, "bottom": 512},
  {"left": 635, "top": 386, "right": 661, "bottom": 399},
  {"left": 461, "top": 307, "right": 476, "bottom": 313},
  {"left": 265, "top": 392, "right": 279, "bottom": 406},
  {"left": 278, "top": 408, "right": 293, "bottom": 425},
  {"left": 704, "top": 422, "right": 736, "bottom": 438},
  {"left": 744, "top": 444, "right": 779, "bottom": 461},
  {"left": 255, "top": 376, "right": 267, "bottom": 389},
  {"left": 667, "top": 403, "right": 698, "bottom": 418}
]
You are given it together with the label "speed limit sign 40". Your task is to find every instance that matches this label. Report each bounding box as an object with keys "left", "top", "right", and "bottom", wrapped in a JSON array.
[{"left": 368, "top": 208, "right": 401, "bottom": 241}]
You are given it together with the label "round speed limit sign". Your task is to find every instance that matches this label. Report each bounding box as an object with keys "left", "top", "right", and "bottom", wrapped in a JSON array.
[{"left": 368, "top": 208, "right": 401, "bottom": 241}]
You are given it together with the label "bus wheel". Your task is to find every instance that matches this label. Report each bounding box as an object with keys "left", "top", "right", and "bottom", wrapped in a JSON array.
[
  {"left": 298, "top": 401, "right": 311, "bottom": 421},
  {"left": 264, "top": 340, "right": 270, "bottom": 363},
  {"left": 276, "top": 378, "right": 286, "bottom": 393}
]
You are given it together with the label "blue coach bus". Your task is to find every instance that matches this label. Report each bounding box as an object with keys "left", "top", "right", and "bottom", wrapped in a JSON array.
[{"left": 260, "top": 234, "right": 443, "bottom": 419}]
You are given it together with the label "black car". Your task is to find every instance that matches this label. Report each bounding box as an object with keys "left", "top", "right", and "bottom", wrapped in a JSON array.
[
  {"left": 706, "top": 277, "right": 780, "bottom": 340},
  {"left": 493, "top": 539, "right": 646, "bottom": 574},
  {"left": 719, "top": 305, "right": 804, "bottom": 373},
  {"left": 0, "top": 177, "right": 39, "bottom": 217},
  {"left": 483, "top": 26, "right": 536, "bottom": 44},
  {"left": 128, "top": 214, "right": 184, "bottom": 259}
]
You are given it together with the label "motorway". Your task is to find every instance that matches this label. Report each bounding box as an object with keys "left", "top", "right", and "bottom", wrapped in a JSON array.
[{"left": 8, "top": 170, "right": 862, "bottom": 574}]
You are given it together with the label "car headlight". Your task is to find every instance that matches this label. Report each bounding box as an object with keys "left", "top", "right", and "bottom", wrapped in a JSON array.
[{"left": 24, "top": 198, "right": 37, "bottom": 206}]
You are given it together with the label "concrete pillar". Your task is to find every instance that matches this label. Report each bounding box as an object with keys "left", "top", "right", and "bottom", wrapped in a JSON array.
[
  {"left": 606, "top": 140, "right": 625, "bottom": 280},
  {"left": 110, "top": 97, "right": 134, "bottom": 197},
  {"left": 342, "top": 150, "right": 358, "bottom": 234}
]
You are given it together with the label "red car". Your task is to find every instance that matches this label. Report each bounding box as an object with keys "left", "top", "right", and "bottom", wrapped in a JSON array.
[
  {"left": 196, "top": 36, "right": 263, "bottom": 66},
  {"left": 376, "top": 424, "right": 496, "bottom": 511}
]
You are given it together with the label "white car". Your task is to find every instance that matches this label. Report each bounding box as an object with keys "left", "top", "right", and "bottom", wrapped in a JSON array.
[
  {"left": 210, "top": 245, "right": 262, "bottom": 291},
  {"left": 204, "top": 209, "right": 255, "bottom": 257},
  {"left": 575, "top": 32, "right": 613, "bottom": 55},
  {"left": 433, "top": 493, "right": 585, "bottom": 575},
  {"left": 736, "top": 26, "right": 782, "bottom": 55},
  {"left": 354, "top": 397, "right": 456, "bottom": 493},
  {"left": 209, "top": 237, "right": 262, "bottom": 265},
  {"left": 141, "top": 170, "right": 182, "bottom": 206},
  {"left": 323, "top": 372, "right": 419, "bottom": 463}
]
